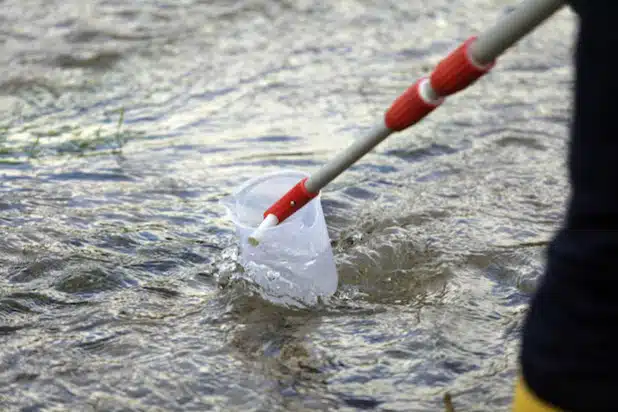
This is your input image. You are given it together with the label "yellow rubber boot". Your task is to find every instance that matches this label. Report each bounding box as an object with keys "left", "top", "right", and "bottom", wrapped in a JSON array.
[{"left": 512, "top": 376, "right": 562, "bottom": 412}]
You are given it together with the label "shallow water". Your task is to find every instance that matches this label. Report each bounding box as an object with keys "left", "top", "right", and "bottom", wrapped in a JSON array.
[{"left": 1, "top": 0, "right": 576, "bottom": 410}]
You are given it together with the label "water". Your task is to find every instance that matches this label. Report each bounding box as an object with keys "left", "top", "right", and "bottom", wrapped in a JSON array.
[{"left": 1, "top": 0, "right": 576, "bottom": 410}]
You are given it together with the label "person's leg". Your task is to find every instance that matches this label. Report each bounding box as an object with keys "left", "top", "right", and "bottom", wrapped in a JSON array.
[{"left": 517, "top": 1, "right": 618, "bottom": 411}]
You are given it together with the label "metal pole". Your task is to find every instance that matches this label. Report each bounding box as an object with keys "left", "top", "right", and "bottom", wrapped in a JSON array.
[
  {"left": 304, "top": 124, "right": 392, "bottom": 193},
  {"left": 304, "top": 0, "right": 565, "bottom": 195},
  {"left": 249, "top": 0, "right": 566, "bottom": 244},
  {"left": 470, "top": 0, "right": 565, "bottom": 65}
]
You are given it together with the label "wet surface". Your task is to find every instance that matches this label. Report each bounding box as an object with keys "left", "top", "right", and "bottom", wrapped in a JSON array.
[{"left": 1, "top": 0, "right": 576, "bottom": 410}]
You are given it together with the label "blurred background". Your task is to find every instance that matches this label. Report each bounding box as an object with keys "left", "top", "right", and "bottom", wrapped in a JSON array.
[{"left": 1, "top": 0, "right": 576, "bottom": 410}]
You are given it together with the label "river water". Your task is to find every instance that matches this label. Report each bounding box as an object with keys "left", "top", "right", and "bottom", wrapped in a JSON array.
[{"left": 1, "top": 1, "right": 576, "bottom": 411}]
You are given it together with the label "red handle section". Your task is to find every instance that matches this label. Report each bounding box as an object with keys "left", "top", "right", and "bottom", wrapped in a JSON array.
[
  {"left": 430, "top": 36, "right": 496, "bottom": 96},
  {"left": 263, "top": 177, "right": 319, "bottom": 222},
  {"left": 385, "top": 79, "right": 440, "bottom": 131}
]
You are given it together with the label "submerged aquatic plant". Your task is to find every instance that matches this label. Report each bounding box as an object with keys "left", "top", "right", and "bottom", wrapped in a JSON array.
[
  {"left": 444, "top": 392, "right": 457, "bottom": 412},
  {"left": 113, "top": 106, "right": 125, "bottom": 154},
  {"left": 0, "top": 106, "right": 146, "bottom": 163}
]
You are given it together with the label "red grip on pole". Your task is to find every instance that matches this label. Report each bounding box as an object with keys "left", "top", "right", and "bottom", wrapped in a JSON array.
[
  {"left": 430, "top": 36, "right": 495, "bottom": 96},
  {"left": 263, "top": 177, "right": 318, "bottom": 222},
  {"left": 385, "top": 79, "right": 440, "bottom": 132}
]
